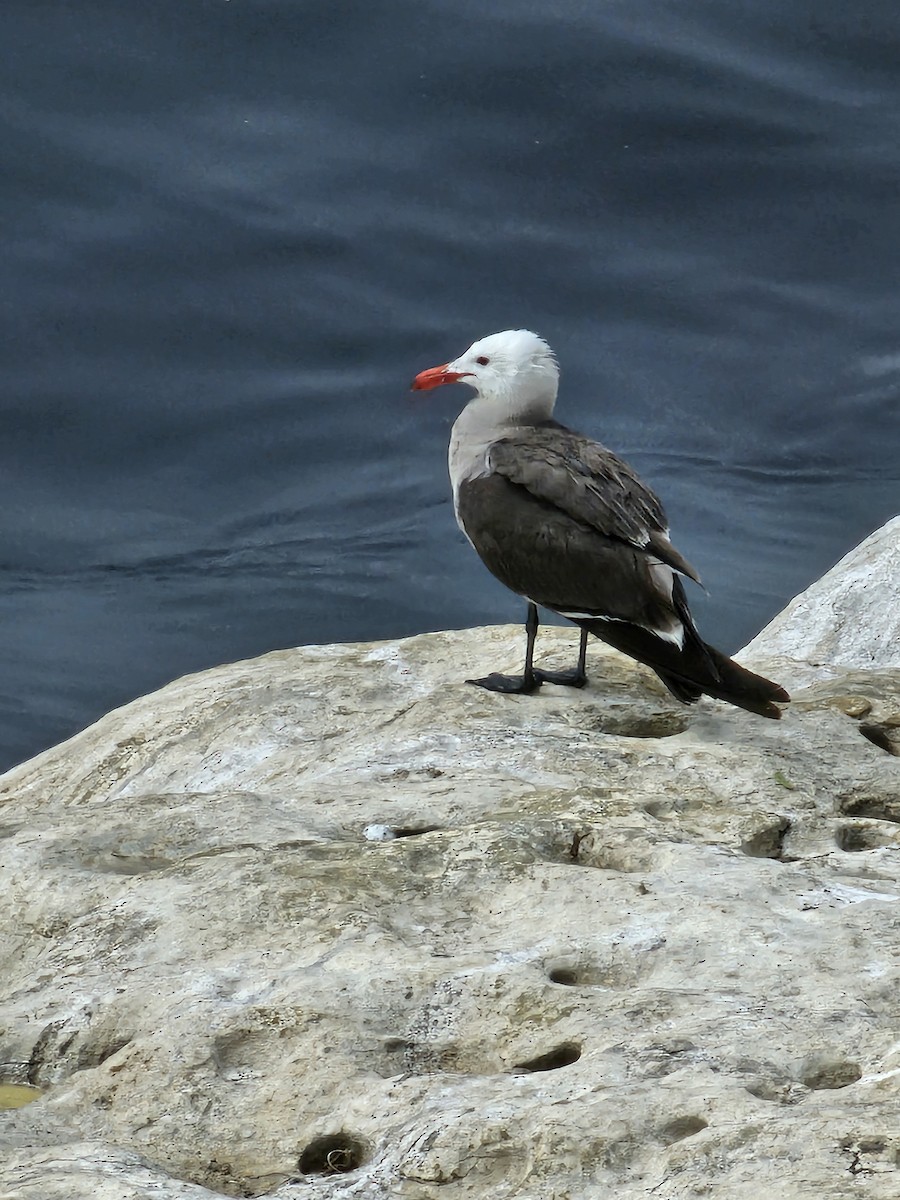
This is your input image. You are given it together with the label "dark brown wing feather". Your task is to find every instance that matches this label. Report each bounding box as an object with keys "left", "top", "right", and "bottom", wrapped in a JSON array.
[
  {"left": 487, "top": 424, "right": 701, "bottom": 584},
  {"left": 576, "top": 577, "right": 789, "bottom": 719},
  {"left": 455, "top": 472, "right": 789, "bottom": 719},
  {"left": 456, "top": 474, "right": 677, "bottom": 631}
]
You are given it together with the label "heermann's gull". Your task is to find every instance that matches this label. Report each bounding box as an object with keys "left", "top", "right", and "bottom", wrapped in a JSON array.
[{"left": 412, "top": 329, "right": 789, "bottom": 719}]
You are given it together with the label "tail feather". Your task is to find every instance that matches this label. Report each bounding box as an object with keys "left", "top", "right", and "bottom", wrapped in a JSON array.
[{"left": 577, "top": 617, "right": 789, "bottom": 719}]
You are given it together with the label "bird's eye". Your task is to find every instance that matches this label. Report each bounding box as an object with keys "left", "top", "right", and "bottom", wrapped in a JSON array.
[{"left": 476, "top": 355, "right": 490, "bottom": 366}]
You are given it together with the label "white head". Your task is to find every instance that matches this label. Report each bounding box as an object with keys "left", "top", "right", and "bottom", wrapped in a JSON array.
[{"left": 412, "top": 329, "right": 559, "bottom": 422}]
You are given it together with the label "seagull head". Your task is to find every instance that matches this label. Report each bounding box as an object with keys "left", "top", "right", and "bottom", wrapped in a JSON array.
[{"left": 412, "top": 329, "right": 559, "bottom": 419}]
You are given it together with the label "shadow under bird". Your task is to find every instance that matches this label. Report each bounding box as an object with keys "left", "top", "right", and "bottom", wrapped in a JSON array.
[{"left": 412, "top": 329, "right": 790, "bottom": 719}]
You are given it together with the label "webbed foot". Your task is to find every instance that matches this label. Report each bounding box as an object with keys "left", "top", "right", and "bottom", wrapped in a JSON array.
[
  {"left": 466, "top": 672, "right": 542, "bottom": 695},
  {"left": 534, "top": 666, "right": 588, "bottom": 689}
]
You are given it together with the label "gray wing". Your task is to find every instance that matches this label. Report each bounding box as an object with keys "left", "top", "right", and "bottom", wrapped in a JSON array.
[{"left": 487, "top": 425, "right": 701, "bottom": 584}]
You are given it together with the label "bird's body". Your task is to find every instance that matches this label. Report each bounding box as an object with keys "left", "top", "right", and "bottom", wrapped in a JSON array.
[{"left": 412, "top": 329, "right": 789, "bottom": 719}]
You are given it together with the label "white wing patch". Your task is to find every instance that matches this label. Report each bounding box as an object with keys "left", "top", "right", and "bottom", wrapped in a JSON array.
[
  {"left": 555, "top": 608, "right": 685, "bottom": 648},
  {"left": 644, "top": 619, "right": 685, "bottom": 647}
]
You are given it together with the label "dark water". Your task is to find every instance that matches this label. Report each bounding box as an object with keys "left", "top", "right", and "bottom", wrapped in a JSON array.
[{"left": 2, "top": 0, "right": 898, "bottom": 771}]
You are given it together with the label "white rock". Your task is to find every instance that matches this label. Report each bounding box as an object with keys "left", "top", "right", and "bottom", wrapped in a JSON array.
[
  {"left": 364, "top": 824, "right": 397, "bottom": 842},
  {"left": 741, "top": 515, "right": 900, "bottom": 684},
  {"left": 1, "top": 525, "right": 900, "bottom": 1199}
]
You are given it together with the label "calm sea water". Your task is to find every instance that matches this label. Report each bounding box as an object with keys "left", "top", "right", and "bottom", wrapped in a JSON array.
[{"left": 2, "top": 0, "right": 898, "bottom": 770}]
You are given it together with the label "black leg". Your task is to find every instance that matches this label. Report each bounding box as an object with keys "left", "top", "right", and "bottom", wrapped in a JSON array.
[
  {"left": 466, "top": 608, "right": 589, "bottom": 694},
  {"left": 534, "top": 627, "right": 589, "bottom": 688},
  {"left": 467, "top": 602, "right": 542, "bottom": 694}
]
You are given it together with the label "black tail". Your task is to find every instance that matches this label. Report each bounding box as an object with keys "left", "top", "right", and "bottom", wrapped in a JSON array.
[{"left": 576, "top": 614, "right": 790, "bottom": 720}]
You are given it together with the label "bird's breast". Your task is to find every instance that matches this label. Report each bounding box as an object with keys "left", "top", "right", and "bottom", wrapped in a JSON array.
[{"left": 448, "top": 421, "right": 500, "bottom": 533}]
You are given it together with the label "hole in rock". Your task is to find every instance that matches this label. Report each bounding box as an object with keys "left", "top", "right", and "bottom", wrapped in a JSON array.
[
  {"left": 642, "top": 796, "right": 701, "bottom": 821},
  {"left": 561, "top": 830, "right": 655, "bottom": 873},
  {"left": 859, "top": 724, "right": 900, "bottom": 756},
  {"left": 801, "top": 1061, "right": 861, "bottom": 1091},
  {"left": 382, "top": 1038, "right": 409, "bottom": 1053},
  {"left": 660, "top": 1115, "right": 708, "bottom": 1144},
  {"left": 392, "top": 825, "right": 443, "bottom": 839},
  {"left": 585, "top": 709, "right": 690, "bottom": 739},
  {"left": 548, "top": 968, "right": 580, "bottom": 986},
  {"left": 298, "top": 1132, "right": 368, "bottom": 1176},
  {"left": 530, "top": 828, "right": 598, "bottom": 865},
  {"left": 512, "top": 1043, "right": 581, "bottom": 1073},
  {"left": 839, "top": 796, "right": 900, "bottom": 824},
  {"left": 740, "top": 818, "right": 790, "bottom": 860},
  {"left": 835, "top": 824, "right": 896, "bottom": 853},
  {"left": 101, "top": 852, "right": 173, "bottom": 876},
  {"left": 545, "top": 952, "right": 646, "bottom": 990},
  {"left": 745, "top": 1079, "right": 806, "bottom": 1106}
]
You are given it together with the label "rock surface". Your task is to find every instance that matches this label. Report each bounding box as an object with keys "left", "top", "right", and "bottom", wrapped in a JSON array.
[
  {"left": 1, "top": 519, "right": 899, "bottom": 1199},
  {"left": 741, "top": 515, "right": 900, "bottom": 686}
]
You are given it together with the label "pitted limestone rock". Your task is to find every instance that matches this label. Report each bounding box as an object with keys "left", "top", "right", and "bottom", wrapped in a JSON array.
[{"left": 1, "top": 518, "right": 900, "bottom": 1199}]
